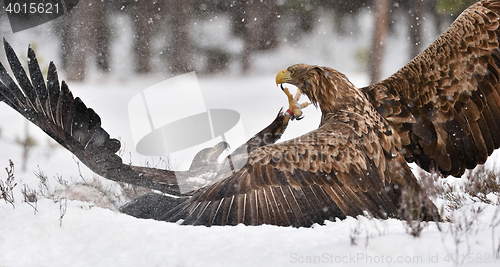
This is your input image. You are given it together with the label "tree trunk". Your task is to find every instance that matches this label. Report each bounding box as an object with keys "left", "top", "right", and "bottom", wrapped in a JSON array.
[
  {"left": 59, "top": 0, "right": 109, "bottom": 80},
  {"left": 241, "top": 0, "right": 279, "bottom": 74},
  {"left": 241, "top": 1, "right": 258, "bottom": 74},
  {"left": 60, "top": 2, "right": 92, "bottom": 81},
  {"left": 369, "top": 0, "right": 389, "bottom": 84},
  {"left": 258, "top": 0, "right": 278, "bottom": 51},
  {"left": 130, "top": 1, "right": 157, "bottom": 74},
  {"left": 94, "top": 2, "right": 110, "bottom": 72},
  {"left": 169, "top": 0, "right": 193, "bottom": 74},
  {"left": 408, "top": 0, "right": 426, "bottom": 59}
]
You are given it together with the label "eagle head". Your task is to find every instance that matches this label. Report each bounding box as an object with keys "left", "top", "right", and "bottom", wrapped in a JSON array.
[{"left": 276, "top": 63, "right": 357, "bottom": 113}]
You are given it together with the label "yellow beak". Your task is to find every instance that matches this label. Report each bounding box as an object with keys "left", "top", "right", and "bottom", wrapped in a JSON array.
[{"left": 275, "top": 68, "right": 292, "bottom": 86}]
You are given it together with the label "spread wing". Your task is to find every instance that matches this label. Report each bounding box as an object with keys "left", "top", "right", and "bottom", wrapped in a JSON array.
[
  {"left": 362, "top": 0, "right": 500, "bottom": 177},
  {"left": 0, "top": 39, "right": 181, "bottom": 195},
  {"left": 163, "top": 111, "right": 430, "bottom": 226}
]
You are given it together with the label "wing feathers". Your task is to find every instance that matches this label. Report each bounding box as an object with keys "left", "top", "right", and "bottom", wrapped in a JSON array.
[
  {"left": 248, "top": 190, "right": 259, "bottom": 225},
  {"left": 0, "top": 59, "right": 27, "bottom": 111},
  {"left": 165, "top": 168, "right": 361, "bottom": 226},
  {"left": 207, "top": 199, "right": 223, "bottom": 226},
  {"left": 292, "top": 187, "right": 319, "bottom": 225},
  {"left": 27, "top": 46, "right": 48, "bottom": 115},
  {"left": 58, "top": 82, "right": 74, "bottom": 132},
  {"left": 262, "top": 187, "right": 279, "bottom": 225},
  {"left": 221, "top": 195, "right": 235, "bottom": 225},
  {"left": 162, "top": 104, "right": 439, "bottom": 226},
  {"left": 155, "top": 0, "right": 500, "bottom": 226},
  {"left": 4, "top": 40, "right": 36, "bottom": 111},
  {"left": 485, "top": 97, "right": 500, "bottom": 147},
  {"left": 0, "top": 40, "right": 182, "bottom": 195},
  {"left": 362, "top": 0, "right": 500, "bottom": 176},
  {"left": 257, "top": 188, "right": 271, "bottom": 224},
  {"left": 271, "top": 186, "right": 293, "bottom": 226},
  {"left": 46, "top": 62, "right": 60, "bottom": 115},
  {"left": 470, "top": 120, "right": 489, "bottom": 163}
]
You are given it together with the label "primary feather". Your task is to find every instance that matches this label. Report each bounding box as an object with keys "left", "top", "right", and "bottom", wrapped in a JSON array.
[{"left": 2, "top": 0, "right": 500, "bottom": 227}]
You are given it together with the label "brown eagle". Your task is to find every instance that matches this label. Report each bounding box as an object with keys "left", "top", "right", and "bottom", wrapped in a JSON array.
[{"left": 1, "top": 0, "right": 500, "bottom": 227}]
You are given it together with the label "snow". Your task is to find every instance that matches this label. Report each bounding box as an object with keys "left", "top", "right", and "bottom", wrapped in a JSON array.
[
  {"left": 1, "top": 198, "right": 499, "bottom": 266},
  {"left": 0, "top": 7, "right": 500, "bottom": 267}
]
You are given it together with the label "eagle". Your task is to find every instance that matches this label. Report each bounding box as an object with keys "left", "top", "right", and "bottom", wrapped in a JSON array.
[{"left": 1, "top": 0, "right": 500, "bottom": 227}]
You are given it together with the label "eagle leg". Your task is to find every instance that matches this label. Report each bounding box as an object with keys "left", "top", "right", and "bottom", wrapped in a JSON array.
[{"left": 283, "top": 87, "right": 310, "bottom": 120}]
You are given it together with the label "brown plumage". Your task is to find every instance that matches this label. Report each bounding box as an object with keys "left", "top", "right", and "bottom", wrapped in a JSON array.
[
  {"left": 363, "top": 0, "right": 500, "bottom": 177},
  {"left": 164, "top": 65, "right": 437, "bottom": 226},
  {"left": 2, "top": 0, "right": 500, "bottom": 227},
  {"left": 165, "top": 0, "right": 500, "bottom": 226}
]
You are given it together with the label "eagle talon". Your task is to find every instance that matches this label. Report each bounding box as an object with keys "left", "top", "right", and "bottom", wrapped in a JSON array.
[
  {"left": 285, "top": 108, "right": 304, "bottom": 120},
  {"left": 281, "top": 86, "right": 310, "bottom": 121}
]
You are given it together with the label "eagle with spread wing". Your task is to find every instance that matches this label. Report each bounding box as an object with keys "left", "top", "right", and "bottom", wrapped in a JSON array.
[{"left": 2, "top": 0, "right": 500, "bottom": 227}]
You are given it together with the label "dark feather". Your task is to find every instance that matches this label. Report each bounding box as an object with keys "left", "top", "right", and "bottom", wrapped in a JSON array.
[
  {"left": 6, "top": 0, "right": 500, "bottom": 228},
  {"left": 0, "top": 40, "right": 181, "bottom": 195},
  {"left": 362, "top": 0, "right": 500, "bottom": 177}
]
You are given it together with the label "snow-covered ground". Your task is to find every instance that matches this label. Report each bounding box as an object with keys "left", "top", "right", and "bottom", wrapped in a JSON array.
[
  {"left": 1, "top": 8, "right": 500, "bottom": 267},
  {"left": 1, "top": 198, "right": 499, "bottom": 267}
]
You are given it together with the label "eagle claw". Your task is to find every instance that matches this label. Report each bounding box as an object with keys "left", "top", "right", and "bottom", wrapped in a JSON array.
[{"left": 282, "top": 87, "right": 310, "bottom": 120}]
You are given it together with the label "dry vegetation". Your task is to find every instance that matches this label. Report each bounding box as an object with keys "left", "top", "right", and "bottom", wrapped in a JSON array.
[
  {"left": 346, "top": 165, "right": 500, "bottom": 261},
  {"left": 1, "top": 159, "right": 151, "bottom": 225},
  {"left": 0, "top": 160, "right": 16, "bottom": 208}
]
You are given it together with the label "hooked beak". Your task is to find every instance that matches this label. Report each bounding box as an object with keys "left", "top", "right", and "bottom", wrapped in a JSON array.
[
  {"left": 214, "top": 141, "right": 230, "bottom": 151},
  {"left": 208, "top": 141, "right": 230, "bottom": 163},
  {"left": 275, "top": 69, "right": 292, "bottom": 91}
]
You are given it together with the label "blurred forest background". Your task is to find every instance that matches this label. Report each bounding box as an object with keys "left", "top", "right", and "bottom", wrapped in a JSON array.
[{"left": 0, "top": 0, "right": 476, "bottom": 84}]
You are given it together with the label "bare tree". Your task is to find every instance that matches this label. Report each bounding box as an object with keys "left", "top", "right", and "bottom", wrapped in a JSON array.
[
  {"left": 130, "top": 0, "right": 158, "bottom": 74},
  {"left": 257, "top": 0, "right": 279, "bottom": 51},
  {"left": 241, "top": 0, "right": 259, "bottom": 74},
  {"left": 369, "top": 0, "right": 389, "bottom": 84},
  {"left": 59, "top": 2, "right": 92, "bottom": 81},
  {"left": 169, "top": 0, "right": 193, "bottom": 74},
  {"left": 408, "top": 0, "right": 426, "bottom": 59},
  {"left": 58, "top": 0, "right": 110, "bottom": 81},
  {"left": 329, "top": 0, "right": 371, "bottom": 36},
  {"left": 241, "top": 0, "right": 279, "bottom": 74},
  {"left": 94, "top": 2, "right": 111, "bottom": 73},
  {"left": 229, "top": 1, "right": 246, "bottom": 37}
]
